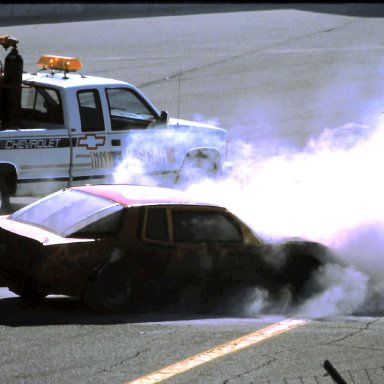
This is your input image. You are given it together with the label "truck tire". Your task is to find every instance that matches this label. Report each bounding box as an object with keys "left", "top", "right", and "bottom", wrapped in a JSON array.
[
  {"left": 0, "top": 176, "right": 10, "bottom": 213},
  {"left": 177, "top": 151, "right": 219, "bottom": 188}
]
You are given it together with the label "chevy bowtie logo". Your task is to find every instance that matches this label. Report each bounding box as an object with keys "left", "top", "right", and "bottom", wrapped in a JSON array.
[{"left": 78, "top": 134, "right": 106, "bottom": 150}]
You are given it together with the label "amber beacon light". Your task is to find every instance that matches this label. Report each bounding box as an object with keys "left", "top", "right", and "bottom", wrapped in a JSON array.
[{"left": 36, "top": 55, "right": 82, "bottom": 72}]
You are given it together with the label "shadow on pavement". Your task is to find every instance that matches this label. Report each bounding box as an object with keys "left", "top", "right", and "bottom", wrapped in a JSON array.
[
  {"left": 0, "top": 295, "right": 217, "bottom": 327},
  {"left": 1, "top": 291, "right": 382, "bottom": 327}
]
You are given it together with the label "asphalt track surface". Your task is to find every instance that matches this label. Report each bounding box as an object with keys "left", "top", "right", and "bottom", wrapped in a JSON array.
[{"left": 1, "top": 5, "right": 384, "bottom": 384}]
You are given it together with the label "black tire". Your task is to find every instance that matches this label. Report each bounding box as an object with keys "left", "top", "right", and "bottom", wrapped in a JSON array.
[
  {"left": 13, "top": 286, "right": 47, "bottom": 304},
  {"left": 281, "top": 253, "right": 322, "bottom": 300},
  {"left": 0, "top": 176, "right": 10, "bottom": 213},
  {"left": 82, "top": 260, "right": 133, "bottom": 312}
]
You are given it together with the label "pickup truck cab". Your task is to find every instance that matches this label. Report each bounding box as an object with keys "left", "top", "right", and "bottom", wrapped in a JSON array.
[{"left": 0, "top": 38, "right": 230, "bottom": 211}]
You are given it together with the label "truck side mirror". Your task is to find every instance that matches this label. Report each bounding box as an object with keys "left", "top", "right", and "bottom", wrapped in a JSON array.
[{"left": 159, "top": 110, "right": 168, "bottom": 124}]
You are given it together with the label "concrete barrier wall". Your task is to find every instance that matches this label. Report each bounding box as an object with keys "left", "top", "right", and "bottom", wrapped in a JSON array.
[
  {"left": 0, "top": 3, "right": 250, "bottom": 25},
  {"left": 1, "top": 4, "right": 384, "bottom": 26},
  {"left": 0, "top": 4, "right": 173, "bottom": 24},
  {"left": 2, "top": 3, "right": 84, "bottom": 20}
]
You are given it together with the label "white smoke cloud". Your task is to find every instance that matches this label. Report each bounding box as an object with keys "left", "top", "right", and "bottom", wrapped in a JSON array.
[
  {"left": 113, "top": 155, "right": 160, "bottom": 186},
  {"left": 183, "top": 116, "right": 384, "bottom": 318},
  {"left": 296, "top": 264, "right": 369, "bottom": 318},
  {"left": 112, "top": 123, "right": 227, "bottom": 187},
  {"left": 191, "top": 113, "right": 221, "bottom": 128},
  {"left": 188, "top": 119, "right": 384, "bottom": 242},
  {"left": 109, "top": 102, "right": 384, "bottom": 318}
]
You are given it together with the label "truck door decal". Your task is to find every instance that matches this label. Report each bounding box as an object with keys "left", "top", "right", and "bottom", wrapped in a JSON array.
[
  {"left": 91, "top": 151, "right": 114, "bottom": 169},
  {"left": 124, "top": 147, "right": 176, "bottom": 166},
  {"left": 78, "top": 134, "right": 106, "bottom": 150}
]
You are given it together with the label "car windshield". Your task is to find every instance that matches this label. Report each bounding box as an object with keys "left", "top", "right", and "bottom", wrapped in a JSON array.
[{"left": 10, "top": 189, "right": 124, "bottom": 237}]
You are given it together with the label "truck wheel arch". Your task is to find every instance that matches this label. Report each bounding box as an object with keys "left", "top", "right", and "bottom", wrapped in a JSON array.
[{"left": 176, "top": 148, "right": 221, "bottom": 187}]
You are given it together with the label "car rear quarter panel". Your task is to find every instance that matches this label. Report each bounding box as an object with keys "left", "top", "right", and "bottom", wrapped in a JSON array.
[
  {"left": 0, "top": 221, "right": 120, "bottom": 296},
  {"left": 0, "top": 226, "right": 45, "bottom": 289},
  {"left": 37, "top": 239, "right": 120, "bottom": 296}
]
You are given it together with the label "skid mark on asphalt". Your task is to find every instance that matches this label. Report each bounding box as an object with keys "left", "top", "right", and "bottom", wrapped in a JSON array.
[{"left": 126, "top": 318, "right": 309, "bottom": 384}]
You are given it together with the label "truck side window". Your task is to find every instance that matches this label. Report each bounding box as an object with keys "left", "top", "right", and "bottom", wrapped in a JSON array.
[
  {"left": 77, "top": 90, "right": 105, "bottom": 132},
  {"left": 21, "top": 86, "right": 64, "bottom": 127},
  {"left": 106, "top": 88, "right": 157, "bottom": 131}
]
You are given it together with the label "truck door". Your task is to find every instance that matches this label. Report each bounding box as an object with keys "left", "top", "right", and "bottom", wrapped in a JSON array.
[
  {"left": 71, "top": 89, "right": 113, "bottom": 185},
  {"left": 11, "top": 85, "right": 70, "bottom": 196},
  {"left": 105, "top": 87, "right": 178, "bottom": 184}
]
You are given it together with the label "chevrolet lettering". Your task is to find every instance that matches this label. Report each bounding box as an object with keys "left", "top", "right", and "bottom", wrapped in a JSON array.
[
  {"left": 0, "top": 36, "right": 231, "bottom": 210},
  {"left": 4, "top": 138, "right": 61, "bottom": 149}
]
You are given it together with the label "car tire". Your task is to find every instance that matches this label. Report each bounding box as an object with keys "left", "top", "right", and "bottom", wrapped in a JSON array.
[
  {"left": 281, "top": 253, "right": 322, "bottom": 299},
  {"left": 15, "top": 286, "right": 47, "bottom": 303},
  {"left": 0, "top": 176, "right": 10, "bottom": 213},
  {"left": 82, "top": 260, "right": 133, "bottom": 312}
]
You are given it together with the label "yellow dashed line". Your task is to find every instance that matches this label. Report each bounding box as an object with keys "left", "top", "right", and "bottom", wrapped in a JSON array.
[{"left": 126, "top": 318, "right": 309, "bottom": 384}]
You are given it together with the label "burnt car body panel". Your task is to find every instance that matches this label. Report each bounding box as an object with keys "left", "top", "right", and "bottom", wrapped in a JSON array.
[{"left": 0, "top": 184, "right": 335, "bottom": 311}]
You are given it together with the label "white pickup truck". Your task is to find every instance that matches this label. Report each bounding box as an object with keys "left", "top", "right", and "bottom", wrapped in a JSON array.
[{"left": 0, "top": 36, "right": 230, "bottom": 211}]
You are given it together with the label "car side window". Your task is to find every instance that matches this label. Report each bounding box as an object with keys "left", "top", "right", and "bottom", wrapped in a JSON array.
[
  {"left": 145, "top": 208, "right": 169, "bottom": 242},
  {"left": 71, "top": 209, "right": 124, "bottom": 238},
  {"left": 106, "top": 87, "right": 157, "bottom": 130},
  {"left": 77, "top": 89, "right": 105, "bottom": 132},
  {"left": 172, "top": 210, "right": 243, "bottom": 243}
]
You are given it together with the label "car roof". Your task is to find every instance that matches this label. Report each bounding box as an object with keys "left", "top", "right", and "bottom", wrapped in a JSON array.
[{"left": 71, "top": 184, "right": 219, "bottom": 208}]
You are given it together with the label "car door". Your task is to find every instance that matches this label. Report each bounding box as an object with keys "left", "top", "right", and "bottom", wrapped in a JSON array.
[
  {"left": 169, "top": 206, "right": 275, "bottom": 302},
  {"left": 143, "top": 206, "right": 246, "bottom": 279},
  {"left": 138, "top": 205, "right": 261, "bottom": 302},
  {"left": 170, "top": 207, "right": 248, "bottom": 277}
]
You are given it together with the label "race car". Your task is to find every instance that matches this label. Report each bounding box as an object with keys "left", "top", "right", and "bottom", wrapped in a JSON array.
[{"left": 0, "top": 184, "right": 337, "bottom": 312}]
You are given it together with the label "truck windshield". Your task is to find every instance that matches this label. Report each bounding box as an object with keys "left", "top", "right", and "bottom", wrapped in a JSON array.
[{"left": 10, "top": 189, "right": 124, "bottom": 237}]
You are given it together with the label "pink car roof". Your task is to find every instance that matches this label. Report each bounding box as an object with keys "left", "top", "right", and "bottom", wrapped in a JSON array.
[{"left": 72, "top": 184, "right": 215, "bottom": 207}]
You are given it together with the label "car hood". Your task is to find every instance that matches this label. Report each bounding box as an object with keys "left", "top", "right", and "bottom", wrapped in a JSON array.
[{"left": 0, "top": 216, "right": 93, "bottom": 246}]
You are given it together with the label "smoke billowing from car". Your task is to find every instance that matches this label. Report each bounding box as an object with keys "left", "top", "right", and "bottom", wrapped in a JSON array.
[
  {"left": 110, "top": 108, "right": 384, "bottom": 317},
  {"left": 183, "top": 116, "right": 384, "bottom": 317}
]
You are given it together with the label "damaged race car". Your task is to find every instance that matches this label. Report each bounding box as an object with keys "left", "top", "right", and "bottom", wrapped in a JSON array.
[{"left": 0, "top": 184, "right": 337, "bottom": 312}]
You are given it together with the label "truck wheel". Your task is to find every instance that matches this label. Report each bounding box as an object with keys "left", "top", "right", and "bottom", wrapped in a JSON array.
[
  {"left": 0, "top": 176, "right": 10, "bottom": 213},
  {"left": 82, "top": 261, "right": 133, "bottom": 312},
  {"left": 177, "top": 154, "right": 219, "bottom": 188}
]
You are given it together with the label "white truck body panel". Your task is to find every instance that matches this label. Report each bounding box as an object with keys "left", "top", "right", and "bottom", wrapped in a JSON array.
[{"left": 0, "top": 70, "right": 228, "bottom": 202}]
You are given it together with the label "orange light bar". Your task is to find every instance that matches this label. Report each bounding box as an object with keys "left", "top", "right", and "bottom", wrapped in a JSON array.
[{"left": 36, "top": 54, "right": 82, "bottom": 72}]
